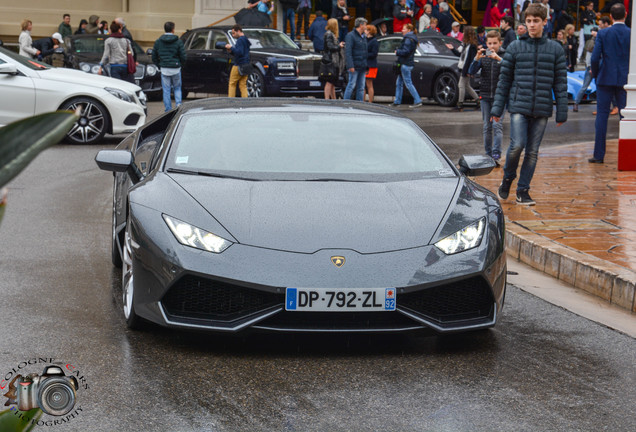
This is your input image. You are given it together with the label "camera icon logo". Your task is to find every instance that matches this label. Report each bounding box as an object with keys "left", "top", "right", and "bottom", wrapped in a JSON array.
[{"left": 6, "top": 366, "right": 79, "bottom": 416}]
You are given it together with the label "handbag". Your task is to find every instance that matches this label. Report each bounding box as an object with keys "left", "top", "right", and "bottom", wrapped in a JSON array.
[
  {"left": 319, "top": 61, "right": 335, "bottom": 79},
  {"left": 126, "top": 40, "right": 136, "bottom": 75},
  {"left": 392, "top": 61, "right": 401, "bottom": 75},
  {"left": 238, "top": 63, "right": 254, "bottom": 76}
]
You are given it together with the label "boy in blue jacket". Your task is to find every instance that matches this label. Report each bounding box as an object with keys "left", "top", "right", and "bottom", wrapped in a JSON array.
[{"left": 491, "top": 3, "right": 567, "bottom": 206}]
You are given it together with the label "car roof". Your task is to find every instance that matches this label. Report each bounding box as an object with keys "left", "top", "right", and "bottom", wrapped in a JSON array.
[
  {"left": 378, "top": 33, "right": 458, "bottom": 42},
  {"left": 178, "top": 98, "right": 408, "bottom": 117},
  {"left": 184, "top": 26, "right": 282, "bottom": 33}
]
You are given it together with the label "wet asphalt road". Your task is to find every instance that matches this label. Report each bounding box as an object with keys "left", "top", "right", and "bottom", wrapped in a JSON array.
[{"left": 0, "top": 101, "right": 632, "bottom": 431}]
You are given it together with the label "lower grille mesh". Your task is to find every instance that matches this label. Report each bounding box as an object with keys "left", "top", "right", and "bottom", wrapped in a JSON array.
[
  {"left": 399, "top": 277, "right": 494, "bottom": 323},
  {"left": 162, "top": 275, "right": 282, "bottom": 321}
]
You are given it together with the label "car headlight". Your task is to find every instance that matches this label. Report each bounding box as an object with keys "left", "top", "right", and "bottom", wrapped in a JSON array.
[
  {"left": 146, "top": 64, "right": 157, "bottom": 76},
  {"left": 277, "top": 61, "right": 295, "bottom": 70},
  {"left": 434, "top": 217, "right": 486, "bottom": 255},
  {"left": 105, "top": 87, "right": 134, "bottom": 103},
  {"left": 163, "top": 215, "right": 233, "bottom": 253},
  {"left": 79, "top": 62, "right": 100, "bottom": 74}
]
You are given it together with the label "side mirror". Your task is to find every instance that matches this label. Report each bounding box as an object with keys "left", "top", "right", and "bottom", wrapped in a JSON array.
[
  {"left": 457, "top": 155, "right": 496, "bottom": 177},
  {"left": 146, "top": 48, "right": 153, "bottom": 55},
  {"left": 95, "top": 150, "right": 143, "bottom": 184},
  {"left": 0, "top": 63, "right": 18, "bottom": 75},
  {"left": 215, "top": 41, "right": 227, "bottom": 50}
]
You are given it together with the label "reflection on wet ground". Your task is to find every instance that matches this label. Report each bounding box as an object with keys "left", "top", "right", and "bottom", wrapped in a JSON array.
[{"left": 476, "top": 140, "right": 636, "bottom": 272}]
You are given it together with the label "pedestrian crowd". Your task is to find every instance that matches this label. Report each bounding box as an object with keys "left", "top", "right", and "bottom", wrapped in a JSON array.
[
  {"left": 15, "top": 2, "right": 630, "bottom": 208},
  {"left": 255, "top": 0, "right": 627, "bottom": 206},
  {"left": 18, "top": 14, "right": 188, "bottom": 113}
]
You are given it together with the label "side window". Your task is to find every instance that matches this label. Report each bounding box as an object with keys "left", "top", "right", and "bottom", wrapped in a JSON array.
[
  {"left": 210, "top": 30, "right": 229, "bottom": 48},
  {"left": 378, "top": 38, "right": 403, "bottom": 54},
  {"left": 419, "top": 41, "right": 440, "bottom": 54},
  {"left": 188, "top": 31, "right": 210, "bottom": 50},
  {"left": 134, "top": 110, "right": 178, "bottom": 174},
  {"left": 431, "top": 38, "right": 459, "bottom": 56}
]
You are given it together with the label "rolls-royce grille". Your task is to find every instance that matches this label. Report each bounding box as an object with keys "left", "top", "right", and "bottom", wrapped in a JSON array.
[
  {"left": 298, "top": 59, "right": 319, "bottom": 77},
  {"left": 399, "top": 277, "right": 494, "bottom": 323},
  {"left": 162, "top": 276, "right": 283, "bottom": 321}
]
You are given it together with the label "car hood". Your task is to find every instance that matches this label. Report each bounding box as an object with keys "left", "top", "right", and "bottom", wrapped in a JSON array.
[
  {"left": 169, "top": 175, "right": 461, "bottom": 254},
  {"left": 33, "top": 67, "right": 141, "bottom": 92}
]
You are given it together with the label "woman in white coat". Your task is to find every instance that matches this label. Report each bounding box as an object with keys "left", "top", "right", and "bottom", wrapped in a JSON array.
[{"left": 19, "top": 19, "right": 40, "bottom": 59}]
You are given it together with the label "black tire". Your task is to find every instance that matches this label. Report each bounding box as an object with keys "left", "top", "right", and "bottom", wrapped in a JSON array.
[
  {"left": 121, "top": 216, "right": 142, "bottom": 329},
  {"left": 433, "top": 72, "right": 459, "bottom": 107},
  {"left": 246, "top": 69, "right": 266, "bottom": 98},
  {"left": 111, "top": 181, "right": 122, "bottom": 268},
  {"left": 60, "top": 97, "right": 110, "bottom": 144}
]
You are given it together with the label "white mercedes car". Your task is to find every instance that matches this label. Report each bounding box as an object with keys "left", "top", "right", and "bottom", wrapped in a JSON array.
[{"left": 0, "top": 46, "right": 146, "bottom": 144}]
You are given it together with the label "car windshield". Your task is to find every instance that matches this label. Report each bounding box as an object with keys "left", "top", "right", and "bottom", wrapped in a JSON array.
[
  {"left": 72, "top": 36, "right": 144, "bottom": 55},
  {"left": 241, "top": 29, "right": 299, "bottom": 50},
  {"left": 165, "top": 112, "right": 455, "bottom": 181},
  {"left": 0, "top": 46, "right": 50, "bottom": 70}
]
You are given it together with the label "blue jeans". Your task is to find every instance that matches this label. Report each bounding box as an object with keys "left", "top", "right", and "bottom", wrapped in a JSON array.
[
  {"left": 594, "top": 84, "right": 627, "bottom": 160},
  {"left": 574, "top": 67, "right": 594, "bottom": 104},
  {"left": 110, "top": 64, "right": 133, "bottom": 83},
  {"left": 503, "top": 113, "right": 548, "bottom": 191},
  {"left": 393, "top": 65, "right": 421, "bottom": 105},
  {"left": 343, "top": 69, "right": 366, "bottom": 101},
  {"left": 283, "top": 8, "right": 296, "bottom": 40},
  {"left": 161, "top": 73, "right": 182, "bottom": 112},
  {"left": 480, "top": 99, "right": 504, "bottom": 158}
]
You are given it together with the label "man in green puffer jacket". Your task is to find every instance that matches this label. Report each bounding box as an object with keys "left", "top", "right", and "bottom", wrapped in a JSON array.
[
  {"left": 491, "top": 3, "right": 568, "bottom": 206},
  {"left": 152, "top": 22, "right": 187, "bottom": 112}
]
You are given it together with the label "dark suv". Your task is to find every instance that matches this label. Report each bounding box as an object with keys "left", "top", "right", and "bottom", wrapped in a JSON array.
[
  {"left": 180, "top": 26, "right": 341, "bottom": 97},
  {"left": 54, "top": 34, "right": 162, "bottom": 100}
]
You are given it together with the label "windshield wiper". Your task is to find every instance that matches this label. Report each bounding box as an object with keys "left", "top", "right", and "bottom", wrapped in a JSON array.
[
  {"left": 166, "top": 167, "right": 255, "bottom": 181},
  {"left": 304, "top": 178, "right": 368, "bottom": 182}
]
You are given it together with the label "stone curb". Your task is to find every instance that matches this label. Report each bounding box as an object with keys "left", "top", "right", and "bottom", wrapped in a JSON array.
[{"left": 504, "top": 221, "right": 636, "bottom": 314}]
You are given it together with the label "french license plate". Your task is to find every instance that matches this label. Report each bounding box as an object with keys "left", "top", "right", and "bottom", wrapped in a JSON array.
[
  {"left": 285, "top": 288, "right": 396, "bottom": 312},
  {"left": 309, "top": 80, "right": 321, "bottom": 87}
]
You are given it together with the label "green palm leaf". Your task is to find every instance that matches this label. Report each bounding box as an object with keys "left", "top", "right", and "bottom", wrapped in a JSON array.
[
  {"left": 0, "top": 111, "right": 78, "bottom": 188},
  {"left": 0, "top": 408, "right": 42, "bottom": 432}
]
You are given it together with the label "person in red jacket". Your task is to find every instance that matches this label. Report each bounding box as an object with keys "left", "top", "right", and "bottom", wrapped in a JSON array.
[
  {"left": 490, "top": 0, "right": 507, "bottom": 27},
  {"left": 393, "top": 0, "right": 413, "bottom": 34}
]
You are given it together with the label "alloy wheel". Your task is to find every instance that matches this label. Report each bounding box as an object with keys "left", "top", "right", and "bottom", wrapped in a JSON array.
[{"left": 64, "top": 99, "right": 107, "bottom": 144}]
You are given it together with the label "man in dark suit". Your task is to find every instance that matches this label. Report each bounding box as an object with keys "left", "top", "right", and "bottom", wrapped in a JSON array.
[{"left": 589, "top": 3, "right": 630, "bottom": 163}]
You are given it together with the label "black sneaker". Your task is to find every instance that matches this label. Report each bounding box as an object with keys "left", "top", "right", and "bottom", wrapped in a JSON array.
[
  {"left": 516, "top": 189, "right": 536, "bottom": 206},
  {"left": 497, "top": 178, "right": 513, "bottom": 200}
]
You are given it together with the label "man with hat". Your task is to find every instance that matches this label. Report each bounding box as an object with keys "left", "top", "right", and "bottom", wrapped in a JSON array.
[
  {"left": 448, "top": 21, "right": 463, "bottom": 40},
  {"left": 32, "top": 32, "right": 63, "bottom": 63}
]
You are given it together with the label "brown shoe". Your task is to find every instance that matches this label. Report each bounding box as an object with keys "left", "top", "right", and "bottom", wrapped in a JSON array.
[
  {"left": 593, "top": 111, "right": 597, "bottom": 115},
  {"left": 610, "top": 107, "right": 619, "bottom": 115}
]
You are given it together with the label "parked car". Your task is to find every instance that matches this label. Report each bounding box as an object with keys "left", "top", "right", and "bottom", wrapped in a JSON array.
[
  {"left": 180, "top": 26, "right": 340, "bottom": 97},
  {"left": 374, "top": 33, "right": 479, "bottom": 107},
  {"left": 565, "top": 70, "right": 596, "bottom": 102},
  {"left": 53, "top": 34, "right": 162, "bottom": 100},
  {"left": 95, "top": 98, "right": 506, "bottom": 333},
  {"left": 0, "top": 46, "right": 147, "bottom": 144}
]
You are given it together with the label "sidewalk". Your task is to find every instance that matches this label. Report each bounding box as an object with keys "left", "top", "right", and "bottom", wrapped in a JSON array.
[{"left": 474, "top": 139, "right": 636, "bottom": 314}]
